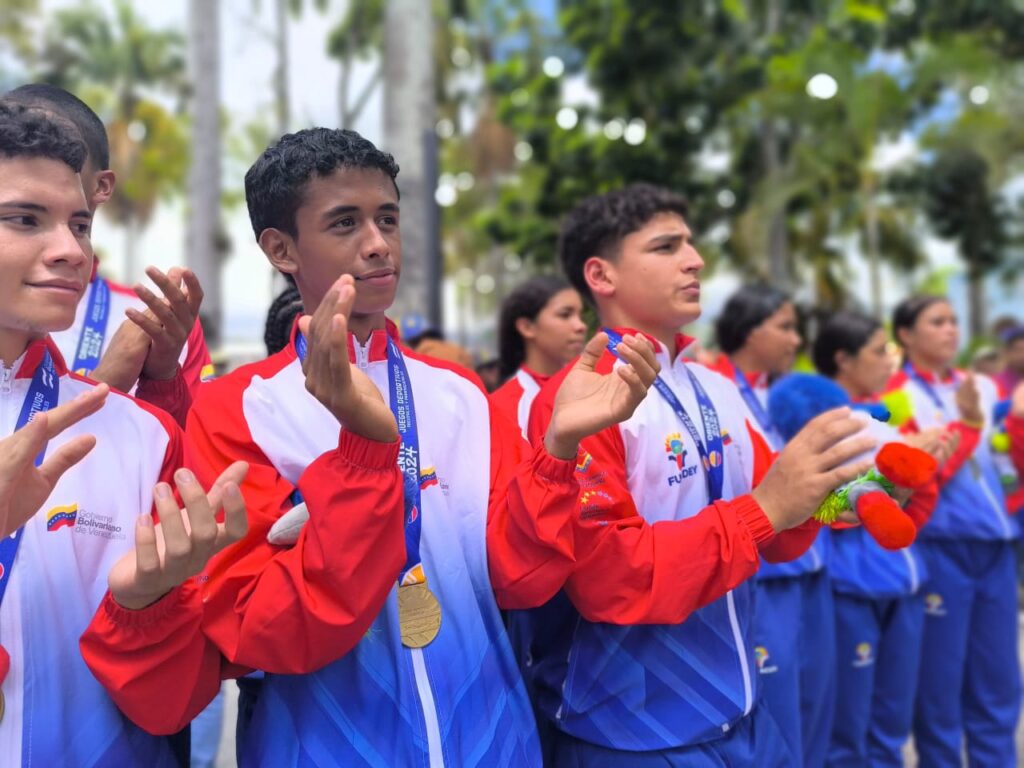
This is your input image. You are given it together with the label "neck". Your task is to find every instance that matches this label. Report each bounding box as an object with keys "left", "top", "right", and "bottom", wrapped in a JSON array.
[
  {"left": 0, "top": 331, "right": 32, "bottom": 369},
  {"left": 834, "top": 372, "right": 869, "bottom": 401},
  {"left": 598, "top": 305, "right": 679, "bottom": 357},
  {"left": 522, "top": 346, "right": 562, "bottom": 378},
  {"left": 347, "top": 312, "right": 388, "bottom": 345},
  {"left": 729, "top": 348, "right": 764, "bottom": 380},
  {"left": 906, "top": 351, "right": 951, "bottom": 378}
]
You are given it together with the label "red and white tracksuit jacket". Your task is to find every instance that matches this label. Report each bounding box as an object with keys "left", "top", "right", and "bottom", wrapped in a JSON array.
[
  {"left": 490, "top": 366, "right": 552, "bottom": 438},
  {"left": 0, "top": 338, "right": 182, "bottom": 767},
  {"left": 81, "top": 320, "right": 583, "bottom": 765}
]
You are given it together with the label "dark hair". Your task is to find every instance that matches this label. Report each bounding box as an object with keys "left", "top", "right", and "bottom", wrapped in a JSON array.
[
  {"left": 892, "top": 295, "right": 948, "bottom": 346},
  {"left": 244, "top": 127, "right": 400, "bottom": 241},
  {"left": 812, "top": 310, "right": 883, "bottom": 377},
  {"left": 0, "top": 101, "right": 86, "bottom": 172},
  {"left": 558, "top": 183, "right": 689, "bottom": 304},
  {"left": 5, "top": 84, "right": 109, "bottom": 170},
  {"left": 264, "top": 284, "right": 303, "bottom": 355},
  {"left": 498, "top": 275, "right": 572, "bottom": 379},
  {"left": 715, "top": 284, "right": 791, "bottom": 354}
]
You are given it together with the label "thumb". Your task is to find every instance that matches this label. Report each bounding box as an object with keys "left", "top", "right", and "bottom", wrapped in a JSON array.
[{"left": 574, "top": 332, "right": 610, "bottom": 374}]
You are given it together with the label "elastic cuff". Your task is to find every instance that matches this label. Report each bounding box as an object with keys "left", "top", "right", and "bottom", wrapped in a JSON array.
[
  {"left": 534, "top": 442, "right": 578, "bottom": 484},
  {"left": 731, "top": 494, "right": 777, "bottom": 546},
  {"left": 336, "top": 428, "right": 402, "bottom": 470},
  {"left": 138, "top": 364, "right": 185, "bottom": 389},
  {"left": 101, "top": 580, "right": 194, "bottom": 627},
  {"left": 952, "top": 420, "right": 982, "bottom": 437}
]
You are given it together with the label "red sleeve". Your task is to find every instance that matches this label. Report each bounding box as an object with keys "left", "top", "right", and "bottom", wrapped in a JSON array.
[
  {"left": 190, "top": 368, "right": 406, "bottom": 674},
  {"left": 904, "top": 479, "right": 939, "bottom": 529},
  {"left": 486, "top": 401, "right": 579, "bottom": 610},
  {"left": 746, "top": 421, "right": 824, "bottom": 563},
  {"left": 528, "top": 362, "right": 777, "bottom": 626},
  {"left": 936, "top": 421, "right": 981, "bottom": 486},
  {"left": 1008, "top": 413, "right": 1024, "bottom": 478},
  {"left": 180, "top": 319, "right": 213, "bottom": 395},
  {"left": 132, "top": 320, "right": 210, "bottom": 428},
  {"left": 135, "top": 370, "right": 192, "bottom": 428},
  {"left": 81, "top": 359, "right": 406, "bottom": 733}
]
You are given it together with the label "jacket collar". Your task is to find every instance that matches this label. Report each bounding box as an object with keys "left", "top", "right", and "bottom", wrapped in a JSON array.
[
  {"left": 289, "top": 315, "right": 402, "bottom": 364},
  {"left": 13, "top": 337, "right": 68, "bottom": 380}
]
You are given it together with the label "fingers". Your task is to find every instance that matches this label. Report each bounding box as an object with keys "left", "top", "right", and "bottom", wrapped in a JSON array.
[
  {"left": 174, "top": 468, "right": 219, "bottom": 569},
  {"left": 133, "top": 513, "right": 161, "bottom": 583},
  {"left": 797, "top": 408, "right": 863, "bottom": 452},
  {"left": 125, "top": 307, "right": 166, "bottom": 340},
  {"left": 328, "top": 313, "right": 353, "bottom": 392},
  {"left": 574, "top": 332, "right": 610, "bottom": 374},
  {"left": 152, "top": 481, "right": 189, "bottom": 584},
  {"left": 146, "top": 266, "right": 199, "bottom": 331},
  {"left": 132, "top": 281, "right": 186, "bottom": 339},
  {"left": 615, "top": 336, "right": 660, "bottom": 388},
  {"left": 35, "top": 434, "right": 97, "bottom": 487},
  {"left": 216, "top": 482, "right": 249, "bottom": 552},
  {"left": 827, "top": 459, "right": 876, "bottom": 490},
  {"left": 615, "top": 364, "right": 649, "bottom": 403},
  {"left": 43, "top": 384, "right": 109, "bottom": 438},
  {"left": 5, "top": 414, "right": 49, "bottom": 468},
  {"left": 181, "top": 269, "right": 205, "bottom": 318},
  {"left": 818, "top": 435, "right": 877, "bottom": 473}
]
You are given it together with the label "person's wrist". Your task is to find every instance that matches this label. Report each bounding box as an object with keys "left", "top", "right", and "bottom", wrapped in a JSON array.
[
  {"left": 142, "top": 360, "right": 179, "bottom": 382},
  {"left": 751, "top": 486, "right": 786, "bottom": 533},
  {"left": 112, "top": 588, "right": 168, "bottom": 611},
  {"left": 544, "top": 428, "right": 579, "bottom": 461}
]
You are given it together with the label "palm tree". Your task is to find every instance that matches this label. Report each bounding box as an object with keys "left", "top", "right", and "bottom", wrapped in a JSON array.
[{"left": 34, "top": 0, "right": 189, "bottom": 279}]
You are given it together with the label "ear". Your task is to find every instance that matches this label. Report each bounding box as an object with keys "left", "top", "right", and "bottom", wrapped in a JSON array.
[
  {"left": 515, "top": 316, "right": 537, "bottom": 341},
  {"left": 258, "top": 228, "right": 299, "bottom": 276},
  {"left": 91, "top": 170, "right": 116, "bottom": 208},
  {"left": 583, "top": 256, "right": 616, "bottom": 299},
  {"left": 834, "top": 349, "right": 853, "bottom": 374}
]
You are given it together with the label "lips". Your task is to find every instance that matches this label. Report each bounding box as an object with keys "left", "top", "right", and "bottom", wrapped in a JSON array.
[
  {"left": 355, "top": 269, "right": 396, "bottom": 281},
  {"left": 26, "top": 278, "right": 84, "bottom": 294}
]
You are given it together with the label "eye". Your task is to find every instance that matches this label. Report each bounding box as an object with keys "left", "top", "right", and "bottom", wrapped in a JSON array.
[
  {"left": 73, "top": 221, "right": 91, "bottom": 235},
  {"left": 333, "top": 216, "right": 356, "bottom": 228},
  {"left": 2, "top": 214, "right": 37, "bottom": 227},
  {"left": 379, "top": 215, "right": 398, "bottom": 226}
]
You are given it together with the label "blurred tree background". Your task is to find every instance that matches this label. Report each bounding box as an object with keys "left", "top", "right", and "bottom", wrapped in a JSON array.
[{"left": 3, "top": 0, "right": 1024, "bottom": 350}]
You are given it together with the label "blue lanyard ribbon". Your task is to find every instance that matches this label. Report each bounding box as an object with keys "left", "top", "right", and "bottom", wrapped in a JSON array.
[
  {"left": 730, "top": 359, "right": 781, "bottom": 445},
  {"left": 0, "top": 349, "right": 60, "bottom": 607},
  {"left": 903, "top": 364, "right": 957, "bottom": 416},
  {"left": 294, "top": 332, "right": 427, "bottom": 585},
  {"left": 604, "top": 329, "right": 725, "bottom": 502},
  {"left": 72, "top": 277, "right": 111, "bottom": 376}
]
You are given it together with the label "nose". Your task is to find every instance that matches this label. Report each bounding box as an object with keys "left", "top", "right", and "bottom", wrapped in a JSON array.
[
  {"left": 683, "top": 243, "right": 705, "bottom": 272},
  {"left": 42, "top": 224, "right": 89, "bottom": 269},
  {"left": 571, "top": 315, "right": 587, "bottom": 334},
  {"left": 361, "top": 221, "right": 390, "bottom": 259}
]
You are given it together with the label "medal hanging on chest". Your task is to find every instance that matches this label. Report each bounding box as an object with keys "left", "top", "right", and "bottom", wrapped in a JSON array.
[
  {"left": 294, "top": 332, "right": 441, "bottom": 648},
  {"left": 398, "top": 583, "right": 442, "bottom": 648}
]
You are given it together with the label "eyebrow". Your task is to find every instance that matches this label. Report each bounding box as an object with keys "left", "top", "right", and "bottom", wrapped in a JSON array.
[
  {"left": 0, "top": 200, "right": 92, "bottom": 220},
  {"left": 647, "top": 232, "right": 688, "bottom": 246},
  {"left": 321, "top": 202, "right": 400, "bottom": 222}
]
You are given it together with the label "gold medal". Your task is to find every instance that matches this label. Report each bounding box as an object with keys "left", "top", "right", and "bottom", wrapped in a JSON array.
[{"left": 398, "top": 583, "right": 441, "bottom": 648}]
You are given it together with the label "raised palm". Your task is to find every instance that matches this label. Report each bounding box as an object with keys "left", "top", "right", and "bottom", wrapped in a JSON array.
[
  {"left": 546, "top": 333, "right": 659, "bottom": 458},
  {"left": 0, "top": 385, "right": 107, "bottom": 538}
]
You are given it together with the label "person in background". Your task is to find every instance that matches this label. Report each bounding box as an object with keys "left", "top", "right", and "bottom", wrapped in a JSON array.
[
  {"left": 887, "top": 295, "right": 1020, "bottom": 767},
  {"left": 4, "top": 84, "right": 212, "bottom": 426},
  {"left": 813, "top": 309, "right": 947, "bottom": 767},
  {"left": 712, "top": 284, "right": 833, "bottom": 768},
  {"left": 971, "top": 345, "right": 1002, "bottom": 378},
  {"left": 995, "top": 325, "right": 1024, "bottom": 396},
  {"left": 491, "top": 275, "right": 587, "bottom": 436}
]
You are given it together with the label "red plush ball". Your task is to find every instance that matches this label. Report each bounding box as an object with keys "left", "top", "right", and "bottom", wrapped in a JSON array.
[
  {"left": 876, "top": 443, "right": 936, "bottom": 489},
  {"left": 857, "top": 490, "right": 917, "bottom": 550}
]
